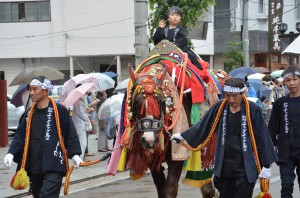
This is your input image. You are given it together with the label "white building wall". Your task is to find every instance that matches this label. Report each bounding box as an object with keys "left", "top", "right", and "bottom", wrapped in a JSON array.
[
  {"left": 192, "top": 22, "right": 214, "bottom": 55},
  {"left": 283, "top": 0, "right": 298, "bottom": 33},
  {"left": 65, "top": 0, "right": 135, "bottom": 56},
  {"left": 1, "top": 0, "right": 214, "bottom": 93},
  {"left": 192, "top": 6, "right": 214, "bottom": 55},
  {"left": 0, "top": 0, "right": 135, "bottom": 58},
  {"left": 0, "top": 0, "right": 66, "bottom": 58}
]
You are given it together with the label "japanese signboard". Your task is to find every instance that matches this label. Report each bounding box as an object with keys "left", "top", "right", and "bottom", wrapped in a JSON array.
[{"left": 269, "top": 0, "right": 283, "bottom": 52}]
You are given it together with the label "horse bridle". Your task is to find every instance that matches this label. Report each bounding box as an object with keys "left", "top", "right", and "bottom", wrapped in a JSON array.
[
  {"left": 128, "top": 74, "right": 171, "bottom": 133},
  {"left": 135, "top": 117, "right": 163, "bottom": 132}
]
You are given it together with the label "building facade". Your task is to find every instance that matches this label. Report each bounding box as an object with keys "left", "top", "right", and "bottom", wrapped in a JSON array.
[
  {"left": 0, "top": 0, "right": 214, "bottom": 94},
  {"left": 213, "top": 0, "right": 300, "bottom": 72}
]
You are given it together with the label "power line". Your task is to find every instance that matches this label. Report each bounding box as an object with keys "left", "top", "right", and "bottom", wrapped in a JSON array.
[
  {"left": 70, "top": 35, "right": 134, "bottom": 39},
  {"left": 195, "top": 3, "right": 300, "bottom": 48},
  {"left": 1, "top": 3, "right": 299, "bottom": 48},
  {"left": 248, "top": 0, "right": 296, "bottom": 6},
  {"left": 0, "top": 17, "right": 134, "bottom": 40}
]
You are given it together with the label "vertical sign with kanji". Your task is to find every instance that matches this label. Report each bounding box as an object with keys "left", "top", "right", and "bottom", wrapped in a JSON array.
[{"left": 269, "top": 0, "right": 283, "bottom": 52}]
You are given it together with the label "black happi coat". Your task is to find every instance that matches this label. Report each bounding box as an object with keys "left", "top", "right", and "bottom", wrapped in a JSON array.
[
  {"left": 181, "top": 99, "right": 277, "bottom": 183},
  {"left": 268, "top": 95, "right": 300, "bottom": 162},
  {"left": 153, "top": 25, "right": 188, "bottom": 52},
  {"left": 8, "top": 101, "right": 81, "bottom": 175}
]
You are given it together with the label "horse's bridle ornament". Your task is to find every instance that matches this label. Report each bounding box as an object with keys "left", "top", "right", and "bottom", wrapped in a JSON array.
[{"left": 127, "top": 65, "right": 176, "bottom": 134}]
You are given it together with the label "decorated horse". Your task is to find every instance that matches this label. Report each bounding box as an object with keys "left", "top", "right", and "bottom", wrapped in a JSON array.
[{"left": 108, "top": 40, "right": 222, "bottom": 198}]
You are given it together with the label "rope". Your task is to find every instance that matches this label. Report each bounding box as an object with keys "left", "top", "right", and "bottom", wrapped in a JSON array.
[
  {"left": 177, "top": 99, "right": 227, "bottom": 151},
  {"left": 21, "top": 98, "right": 68, "bottom": 170},
  {"left": 63, "top": 153, "right": 111, "bottom": 195},
  {"left": 64, "top": 128, "right": 138, "bottom": 195},
  {"left": 244, "top": 95, "right": 269, "bottom": 194},
  {"left": 165, "top": 52, "right": 188, "bottom": 131},
  {"left": 51, "top": 98, "right": 69, "bottom": 172}
]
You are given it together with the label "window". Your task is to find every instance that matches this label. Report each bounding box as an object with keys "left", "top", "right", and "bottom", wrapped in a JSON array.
[
  {"left": 38, "top": 2, "right": 50, "bottom": 21},
  {"left": 25, "top": 2, "right": 38, "bottom": 21},
  {"left": 0, "top": 3, "right": 12, "bottom": 22},
  {"left": 258, "top": 0, "right": 264, "bottom": 14},
  {"left": 296, "top": 0, "right": 300, "bottom": 19},
  {"left": 188, "top": 22, "right": 208, "bottom": 40},
  {"left": 0, "top": 1, "right": 50, "bottom": 23}
]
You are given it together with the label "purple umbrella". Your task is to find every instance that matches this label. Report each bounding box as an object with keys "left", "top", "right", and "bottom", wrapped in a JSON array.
[{"left": 11, "top": 84, "right": 29, "bottom": 107}]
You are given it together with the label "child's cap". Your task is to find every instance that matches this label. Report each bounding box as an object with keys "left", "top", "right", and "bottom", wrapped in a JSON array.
[{"left": 167, "top": 6, "right": 183, "bottom": 18}]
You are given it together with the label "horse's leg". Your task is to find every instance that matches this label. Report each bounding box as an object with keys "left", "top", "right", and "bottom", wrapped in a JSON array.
[
  {"left": 151, "top": 166, "right": 166, "bottom": 198},
  {"left": 163, "top": 147, "right": 184, "bottom": 198},
  {"left": 200, "top": 180, "right": 217, "bottom": 198}
]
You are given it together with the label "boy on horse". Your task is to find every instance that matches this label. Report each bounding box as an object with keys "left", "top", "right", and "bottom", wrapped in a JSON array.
[{"left": 153, "top": 6, "right": 203, "bottom": 70}]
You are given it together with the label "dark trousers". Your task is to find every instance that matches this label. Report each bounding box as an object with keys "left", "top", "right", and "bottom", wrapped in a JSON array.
[
  {"left": 186, "top": 50, "right": 203, "bottom": 70},
  {"left": 213, "top": 176, "right": 255, "bottom": 198},
  {"left": 29, "top": 171, "right": 64, "bottom": 198},
  {"left": 279, "top": 158, "right": 300, "bottom": 198}
]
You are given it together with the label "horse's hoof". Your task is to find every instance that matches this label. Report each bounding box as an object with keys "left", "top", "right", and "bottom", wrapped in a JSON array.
[{"left": 200, "top": 182, "right": 216, "bottom": 198}]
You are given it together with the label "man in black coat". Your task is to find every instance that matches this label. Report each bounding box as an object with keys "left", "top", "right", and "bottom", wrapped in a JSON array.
[
  {"left": 4, "top": 76, "right": 82, "bottom": 198},
  {"left": 171, "top": 78, "right": 277, "bottom": 198},
  {"left": 268, "top": 66, "right": 300, "bottom": 198}
]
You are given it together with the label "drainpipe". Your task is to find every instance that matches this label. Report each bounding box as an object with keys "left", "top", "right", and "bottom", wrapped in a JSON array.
[{"left": 70, "top": 57, "right": 74, "bottom": 77}]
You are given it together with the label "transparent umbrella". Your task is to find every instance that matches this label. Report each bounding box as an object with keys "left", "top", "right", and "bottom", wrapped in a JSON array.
[
  {"left": 9, "top": 66, "right": 64, "bottom": 86},
  {"left": 113, "top": 78, "right": 130, "bottom": 94},
  {"left": 98, "top": 93, "right": 125, "bottom": 121},
  {"left": 88, "top": 73, "right": 115, "bottom": 91}
]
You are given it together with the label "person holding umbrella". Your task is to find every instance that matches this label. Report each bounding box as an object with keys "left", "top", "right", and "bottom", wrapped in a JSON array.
[
  {"left": 71, "top": 84, "right": 93, "bottom": 161},
  {"left": 4, "top": 76, "right": 82, "bottom": 198}
]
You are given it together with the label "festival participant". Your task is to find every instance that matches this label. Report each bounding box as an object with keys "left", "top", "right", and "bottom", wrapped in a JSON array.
[
  {"left": 96, "top": 90, "right": 110, "bottom": 152},
  {"left": 4, "top": 76, "right": 82, "bottom": 198},
  {"left": 72, "top": 84, "right": 92, "bottom": 161},
  {"left": 153, "top": 6, "right": 203, "bottom": 70},
  {"left": 268, "top": 66, "right": 300, "bottom": 198},
  {"left": 171, "top": 78, "right": 277, "bottom": 197}
]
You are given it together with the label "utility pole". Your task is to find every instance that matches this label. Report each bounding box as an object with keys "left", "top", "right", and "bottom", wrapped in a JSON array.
[
  {"left": 242, "top": 0, "right": 249, "bottom": 67},
  {"left": 0, "top": 71, "right": 8, "bottom": 147},
  {"left": 134, "top": 0, "right": 149, "bottom": 67}
]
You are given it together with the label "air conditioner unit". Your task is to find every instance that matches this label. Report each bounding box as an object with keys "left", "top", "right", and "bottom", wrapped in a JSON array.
[{"left": 257, "top": 14, "right": 268, "bottom": 21}]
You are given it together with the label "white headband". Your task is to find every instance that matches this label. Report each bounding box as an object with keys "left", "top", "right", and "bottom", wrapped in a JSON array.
[
  {"left": 30, "top": 79, "right": 53, "bottom": 91},
  {"left": 224, "top": 85, "right": 246, "bottom": 93},
  {"left": 282, "top": 71, "right": 300, "bottom": 79}
]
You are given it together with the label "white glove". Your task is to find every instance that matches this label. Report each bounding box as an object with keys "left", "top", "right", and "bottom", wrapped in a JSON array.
[
  {"left": 72, "top": 155, "right": 83, "bottom": 168},
  {"left": 170, "top": 133, "right": 185, "bottom": 143},
  {"left": 4, "top": 153, "right": 13, "bottom": 168},
  {"left": 258, "top": 167, "right": 271, "bottom": 179}
]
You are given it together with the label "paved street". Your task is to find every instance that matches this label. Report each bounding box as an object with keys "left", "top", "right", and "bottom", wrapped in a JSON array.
[
  {"left": 62, "top": 166, "right": 300, "bottom": 198},
  {"left": 1, "top": 134, "right": 300, "bottom": 198}
]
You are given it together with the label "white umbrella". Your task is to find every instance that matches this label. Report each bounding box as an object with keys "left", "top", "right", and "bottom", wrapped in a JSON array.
[
  {"left": 282, "top": 36, "right": 300, "bottom": 54},
  {"left": 113, "top": 78, "right": 130, "bottom": 94},
  {"left": 248, "top": 73, "right": 265, "bottom": 80},
  {"left": 98, "top": 93, "right": 125, "bottom": 123},
  {"left": 88, "top": 73, "right": 115, "bottom": 91}
]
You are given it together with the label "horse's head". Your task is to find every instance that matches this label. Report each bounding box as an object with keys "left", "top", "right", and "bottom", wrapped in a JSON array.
[{"left": 128, "top": 64, "right": 170, "bottom": 149}]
